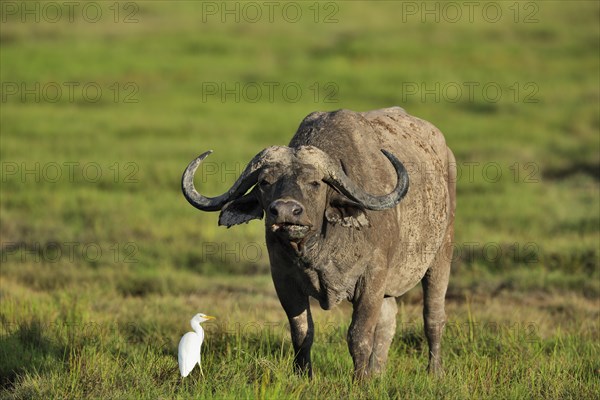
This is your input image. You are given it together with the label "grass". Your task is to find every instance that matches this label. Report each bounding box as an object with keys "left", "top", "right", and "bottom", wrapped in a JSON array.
[{"left": 1, "top": 1, "right": 599, "bottom": 398}]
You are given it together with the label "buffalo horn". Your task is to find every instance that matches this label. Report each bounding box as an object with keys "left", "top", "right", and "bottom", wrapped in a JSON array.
[
  {"left": 181, "top": 148, "right": 274, "bottom": 211},
  {"left": 321, "top": 149, "right": 409, "bottom": 211}
]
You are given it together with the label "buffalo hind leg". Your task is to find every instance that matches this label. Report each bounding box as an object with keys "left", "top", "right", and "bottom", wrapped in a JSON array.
[
  {"left": 422, "top": 247, "right": 451, "bottom": 376},
  {"left": 368, "top": 296, "right": 398, "bottom": 375}
]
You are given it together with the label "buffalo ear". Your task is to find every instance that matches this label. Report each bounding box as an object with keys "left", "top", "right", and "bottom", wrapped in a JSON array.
[
  {"left": 325, "top": 192, "right": 371, "bottom": 229},
  {"left": 218, "top": 187, "right": 264, "bottom": 227}
]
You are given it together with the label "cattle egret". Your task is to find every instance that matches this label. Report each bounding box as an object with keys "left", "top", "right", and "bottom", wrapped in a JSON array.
[{"left": 178, "top": 313, "right": 215, "bottom": 377}]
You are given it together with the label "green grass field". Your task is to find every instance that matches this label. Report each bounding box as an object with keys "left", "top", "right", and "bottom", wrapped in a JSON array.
[{"left": 1, "top": 1, "right": 599, "bottom": 398}]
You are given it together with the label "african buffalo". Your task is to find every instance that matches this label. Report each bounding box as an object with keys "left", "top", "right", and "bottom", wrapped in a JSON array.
[{"left": 182, "top": 107, "right": 456, "bottom": 380}]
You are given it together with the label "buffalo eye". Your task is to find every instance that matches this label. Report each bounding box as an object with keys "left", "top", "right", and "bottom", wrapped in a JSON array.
[
  {"left": 309, "top": 181, "right": 321, "bottom": 188},
  {"left": 258, "top": 179, "right": 271, "bottom": 188}
]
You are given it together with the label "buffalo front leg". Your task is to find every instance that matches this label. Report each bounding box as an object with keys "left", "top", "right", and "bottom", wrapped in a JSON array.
[
  {"left": 271, "top": 271, "right": 314, "bottom": 377},
  {"left": 348, "top": 268, "right": 387, "bottom": 380},
  {"left": 368, "top": 297, "right": 398, "bottom": 375}
]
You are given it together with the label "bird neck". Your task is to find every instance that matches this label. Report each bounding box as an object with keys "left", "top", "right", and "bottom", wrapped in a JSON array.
[{"left": 191, "top": 320, "right": 204, "bottom": 334}]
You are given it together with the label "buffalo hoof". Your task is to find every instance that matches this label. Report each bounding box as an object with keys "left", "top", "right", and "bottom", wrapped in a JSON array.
[{"left": 427, "top": 362, "right": 445, "bottom": 378}]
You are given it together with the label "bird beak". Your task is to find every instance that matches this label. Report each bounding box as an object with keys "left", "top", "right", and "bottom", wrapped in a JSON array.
[{"left": 205, "top": 315, "right": 216, "bottom": 320}]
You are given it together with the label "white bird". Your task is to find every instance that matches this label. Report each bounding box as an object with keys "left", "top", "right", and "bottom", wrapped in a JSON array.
[{"left": 178, "top": 313, "right": 215, "bottom": 378}]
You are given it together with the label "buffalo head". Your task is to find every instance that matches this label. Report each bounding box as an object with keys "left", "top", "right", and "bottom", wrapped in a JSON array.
[{"left": 182, "top": 146, "right": 409, "bottom": 252}]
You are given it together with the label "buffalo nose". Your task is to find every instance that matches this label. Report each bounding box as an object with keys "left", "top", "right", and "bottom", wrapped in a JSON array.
[{"left": 269, "top": 199, "right": 304, "bottom": 218}]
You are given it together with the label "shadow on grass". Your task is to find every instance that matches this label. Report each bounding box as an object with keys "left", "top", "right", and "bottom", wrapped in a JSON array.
[
  {"left": 0, "top": 319, "right": 66, "bottom": 391},
  {"left": 394, "top": 329, "right": 426, "bottom": 355},
  {"left": 543, "top": 161, "right": 600, "bottom": 182}
]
